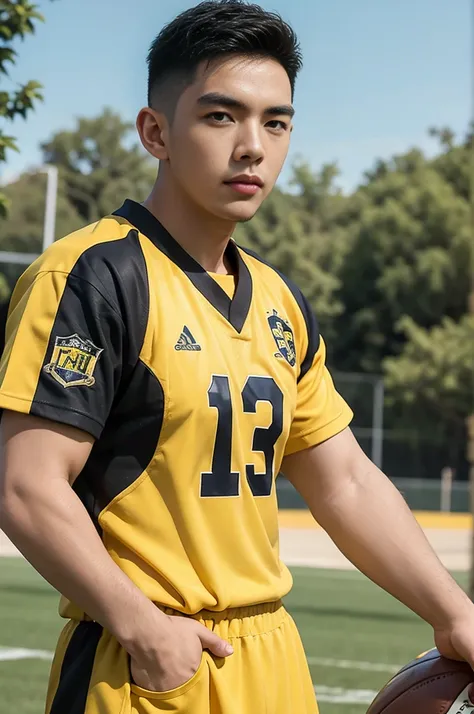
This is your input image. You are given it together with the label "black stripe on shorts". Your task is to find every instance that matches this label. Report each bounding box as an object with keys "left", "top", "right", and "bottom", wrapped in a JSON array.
[{"left": 50, "top": 621, "right": 102, "bottom": 714}]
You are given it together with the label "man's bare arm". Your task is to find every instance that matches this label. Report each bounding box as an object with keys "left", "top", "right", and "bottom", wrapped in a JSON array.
[
  {"left": 282, "top": 428, "right": 474, "bottom": 663},
  {"left": 0, "top": 411, "right": 169, "bottom": 651},
  {"left": 0, "top": 411, "right": 232, "bottom": 691}
]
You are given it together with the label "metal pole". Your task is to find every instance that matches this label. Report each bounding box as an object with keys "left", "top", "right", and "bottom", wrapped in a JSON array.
[
  {"left": 0, "top": 251, "right": 40, "bottom": 265},
  {"left": 440, "top": 467, "right": 453, "bottom": 513},
  {"left": 42, "top": 165, "right": 58, "bottom": 252},
  {"left": 371, "top": 377, "right": 384, "bottom": 469},
  {"left": 468, "top": 0, "right": 474, "bottom": 599}
]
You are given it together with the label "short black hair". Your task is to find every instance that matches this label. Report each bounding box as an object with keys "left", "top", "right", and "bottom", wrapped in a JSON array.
[{"left": 147, "top": 0, "right": 302, "bottom": 114}]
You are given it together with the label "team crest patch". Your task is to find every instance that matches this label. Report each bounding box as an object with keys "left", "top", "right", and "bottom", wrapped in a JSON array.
[
  {"left": 44, "top": 334, "right": 103, "bottom": 388},
  {"left": 267, "top": 309, "right": 296, "bottom": 367}
]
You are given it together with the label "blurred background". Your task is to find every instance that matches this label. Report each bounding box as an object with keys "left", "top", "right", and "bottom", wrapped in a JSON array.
[{"left": 0, "top": 1, "right": 472, "bottom": 713}]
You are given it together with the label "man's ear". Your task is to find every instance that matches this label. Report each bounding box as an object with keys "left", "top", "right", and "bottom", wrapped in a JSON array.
[{"left": 136, "top": 107, "right": 170, "bottom": 161}]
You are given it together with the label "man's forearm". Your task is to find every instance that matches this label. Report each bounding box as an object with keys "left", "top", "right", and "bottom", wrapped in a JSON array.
[
  {"left": 1, "top": 477, "right": 168, "bottom": 654},
  {"left": 309, "top": 463, "right": 471, "bottom": 629}
]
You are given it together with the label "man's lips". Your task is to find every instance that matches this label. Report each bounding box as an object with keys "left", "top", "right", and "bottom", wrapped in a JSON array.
[{"left": 224, "top": 175, "right": 264, "bottom": 195}]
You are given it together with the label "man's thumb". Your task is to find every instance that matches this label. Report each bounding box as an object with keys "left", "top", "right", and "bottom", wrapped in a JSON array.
[{"left": 197, "top": 623, "right": 234, "bottom": 657}]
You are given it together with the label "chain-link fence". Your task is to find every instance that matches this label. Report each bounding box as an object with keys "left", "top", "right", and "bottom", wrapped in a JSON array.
[
  {"left": 332, "top": 370, "right": 469, "bottom": 484},
  {"left": 277, "top": 370, "right": 469, "bottom": 512}
]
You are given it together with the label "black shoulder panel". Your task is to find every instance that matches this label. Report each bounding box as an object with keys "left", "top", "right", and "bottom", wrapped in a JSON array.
[{"left": 70, "top": 229, "right": 149, "bottom": 373}]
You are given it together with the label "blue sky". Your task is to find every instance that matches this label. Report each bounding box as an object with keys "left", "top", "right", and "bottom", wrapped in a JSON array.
[{"left": 1, "top": 0, "right": 471, "bottom": 192}]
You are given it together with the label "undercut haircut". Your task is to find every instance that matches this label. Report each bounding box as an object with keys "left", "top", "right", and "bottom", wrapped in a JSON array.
[{"left": 147, "top": 0, "right": 302, "bottom": 117}]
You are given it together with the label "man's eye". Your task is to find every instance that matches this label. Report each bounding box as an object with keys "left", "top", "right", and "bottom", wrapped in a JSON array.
[
  {"left": 267, "top": 120, "right": 288, "bottom": 131},
  {"left": 206, "top": 112, "right": 232, "bottom": 123}
]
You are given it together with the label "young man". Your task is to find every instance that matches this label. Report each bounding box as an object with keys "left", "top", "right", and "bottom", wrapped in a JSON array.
[{"left": 1, "top": 2, "right": 474, "bottom": 713}]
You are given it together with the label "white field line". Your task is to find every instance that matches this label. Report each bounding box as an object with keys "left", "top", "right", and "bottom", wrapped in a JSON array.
[
  {"left": 307, "top": 656, "right": 400, "bottom": 673},
  {"left": 291, "top": 569, "right": 366, "bottom": 580},
  {"left": 0, "top": 647, "right": 53, "bottom": 662},
  {"left": 0, "top": 647, "right": 381, "bottom": 705},
  {"left": 315, "top": 685, "right": 377, "bottom": 705}
]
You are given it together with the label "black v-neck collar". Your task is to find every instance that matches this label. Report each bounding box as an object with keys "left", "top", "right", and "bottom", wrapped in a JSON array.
[{"left": 113, "top": 200, "right": 252, "bottom": 333}]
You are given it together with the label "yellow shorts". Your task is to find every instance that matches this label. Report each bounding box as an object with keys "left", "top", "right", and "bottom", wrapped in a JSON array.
[{"left": 46, "top": 600, "right": 318, "bottom": 714}]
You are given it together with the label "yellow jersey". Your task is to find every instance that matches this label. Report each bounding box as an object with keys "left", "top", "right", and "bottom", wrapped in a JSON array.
[{"left": 0, "top": 200, "right": 352, "bottom": 617}]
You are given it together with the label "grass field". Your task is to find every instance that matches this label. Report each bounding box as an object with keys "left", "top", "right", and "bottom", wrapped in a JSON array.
[{"left": 0, "top": 557, "right": 463, "bottom": 714}]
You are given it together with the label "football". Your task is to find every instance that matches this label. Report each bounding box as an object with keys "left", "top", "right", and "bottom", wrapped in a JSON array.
[{"left": 366, "top": 649, "right": 474, "bottom": 714}]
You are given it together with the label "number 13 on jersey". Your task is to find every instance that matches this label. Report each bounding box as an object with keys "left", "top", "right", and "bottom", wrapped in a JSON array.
[{"left": 201, "top": 375, "right": 284, "bottom": 498}]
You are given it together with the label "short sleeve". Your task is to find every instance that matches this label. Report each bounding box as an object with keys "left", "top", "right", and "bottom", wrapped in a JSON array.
[
  {"left": 285, "top": 336, "right": 353, "bottom": 456},
  {"left": 0, "top": 269, "right": 125, "bottom": 439}
]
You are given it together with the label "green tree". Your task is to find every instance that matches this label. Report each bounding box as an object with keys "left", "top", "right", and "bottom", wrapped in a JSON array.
[
  {"left": 41, "top": 108, "right": 156, "bottom": 223},
  {"left": 384, "top": 315, "right": 474, "bottom": 429},
  {"left": 384, "top": 315, "right": 474, "bottom": 477},
  {"left": 0, "top": 108, "right": 157, "bottom": 250},
  {"left": 0, "top": 109, "right": 157, "bottom": 291},
  {"left": 429, "top": 124, "right": 471, "bottom": 202},
  {"left": 333, "top": 137, "right": 470, "bottom": 373},
  {"left": 0, "top": 171, "right": 82, "bottom": 290},
  {"left": 325, "top": 128, "right": 471, "bottom": 480},
  {"left": 1, "top": 171, "right": 82, "bottom": 253},
  {"left": 0, "top": 0, "right": 57, "bottom": 217}
]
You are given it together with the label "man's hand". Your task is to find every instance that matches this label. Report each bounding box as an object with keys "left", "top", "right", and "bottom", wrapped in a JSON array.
[
  {"left": 130, "top": 614, "right": 233, "bottom": 692},
  {"left": 435, "top": 614, "right": 474, "bottom": 704},
  {"left": 435, "top": 612, "right": 474, "bottom": 669}
]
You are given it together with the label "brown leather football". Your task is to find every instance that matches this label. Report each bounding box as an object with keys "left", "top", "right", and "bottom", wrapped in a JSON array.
[{"left": 366, "top": 649, "right": 474, "bottom": 714}]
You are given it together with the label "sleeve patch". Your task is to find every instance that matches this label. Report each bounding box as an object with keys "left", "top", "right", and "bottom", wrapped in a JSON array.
[{"left": 44, "top": 333, "right": 104, "bottom": 389}]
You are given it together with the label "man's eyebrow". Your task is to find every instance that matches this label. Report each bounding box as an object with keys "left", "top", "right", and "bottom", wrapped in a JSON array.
[
  {"left": 265, "top": 104, "right": 295, "bottom": 118},
  {"left": 197, "top": 92, "right": 295, "bottom": 118}
]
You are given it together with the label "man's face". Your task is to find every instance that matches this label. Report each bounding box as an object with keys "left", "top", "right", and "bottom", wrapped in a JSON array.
[{"left": 163, "top": 55, "right": 294, "bottom": 222}]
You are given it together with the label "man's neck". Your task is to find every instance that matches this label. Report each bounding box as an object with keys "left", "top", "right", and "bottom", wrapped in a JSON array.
[{"left": 143, "top": 178, "right": 236, "bottom": 275}]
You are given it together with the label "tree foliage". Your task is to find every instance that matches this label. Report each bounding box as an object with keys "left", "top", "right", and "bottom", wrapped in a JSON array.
[
  {"left": 1, "top": 171, "right": 82, "bottom": 253},
  {"left": 0, "top": 0, "right": 57, "bottom": 217},
  {"left": 384, "top": 315, "right": 474, "bottom": 427},
  {"left": 41, "top": 108, "right": 155, "bottom": 224},
  {"left": 333, "top": 146, "right": 470, "bottom": 373},
  {"left": 0, "top": 109, "right": 155, "bottom": 292}
]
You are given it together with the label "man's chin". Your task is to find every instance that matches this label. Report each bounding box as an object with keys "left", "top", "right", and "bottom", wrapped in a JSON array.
[{"left": 215, "top": 200, "right": 262, "bottom": 224}]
